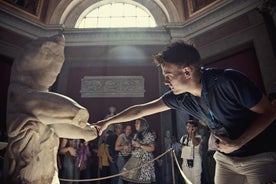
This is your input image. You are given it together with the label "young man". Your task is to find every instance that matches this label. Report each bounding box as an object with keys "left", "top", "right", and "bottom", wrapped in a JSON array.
[{"left": 95, "top": 41, "right": 276, "bottom": 184}]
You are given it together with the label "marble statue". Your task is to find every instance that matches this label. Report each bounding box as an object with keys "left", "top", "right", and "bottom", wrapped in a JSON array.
[{"left": 4, "top": 34, "right": 97, "bottom": 184}]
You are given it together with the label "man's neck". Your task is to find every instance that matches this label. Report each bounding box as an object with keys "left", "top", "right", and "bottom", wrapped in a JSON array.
[{"left": 188, "top": 74, "right": 202, "bottom": 97}]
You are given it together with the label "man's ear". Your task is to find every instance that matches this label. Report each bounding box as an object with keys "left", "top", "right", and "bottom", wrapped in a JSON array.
[{"left": 183, "top": 66, "right": 193, "bottom": 78}]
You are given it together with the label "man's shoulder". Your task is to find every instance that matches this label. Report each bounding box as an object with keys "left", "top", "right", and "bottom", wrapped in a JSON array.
[
  {"left": 203, "top": 67, "right": 252, "bottom": 90},
  {"left": 203, "top": 67, "right": 240, "bottom": 79}
]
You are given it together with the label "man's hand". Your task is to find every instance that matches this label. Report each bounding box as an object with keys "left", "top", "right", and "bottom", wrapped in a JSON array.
[
  {"left": 214, "top": 135, "right": 241, "bottom": 154},
  {"left": 94, "top": 120, "right": 110, "bottom": 136}
]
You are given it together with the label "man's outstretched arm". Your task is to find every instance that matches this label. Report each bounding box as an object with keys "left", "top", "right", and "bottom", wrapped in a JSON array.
[{"left": 95, "top": 97, "right": 170, "bottom": 135}]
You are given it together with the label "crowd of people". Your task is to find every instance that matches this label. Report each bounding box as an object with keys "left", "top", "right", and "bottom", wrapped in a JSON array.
[
  {"left": 57, "top": 118, "right": 162, "bottom": 184},
  {"left": 57, "top": 115, "right": 255, "bottom": 184}
]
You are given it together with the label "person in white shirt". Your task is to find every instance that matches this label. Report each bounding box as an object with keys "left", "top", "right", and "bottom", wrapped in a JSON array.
[{"left": 180, "top": 120, "right": 202, "bottom": 184}]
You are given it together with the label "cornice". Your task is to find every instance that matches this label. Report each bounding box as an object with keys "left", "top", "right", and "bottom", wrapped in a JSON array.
[
  {"left": 0, "top": 7, "right": 63, "bottom": 39},
  {"left": 0, "top": 7, "right": 64, "bottom": 58},
  {"left": 63, "top": 28, "right": 171, "bottom": 46},
  {"left": 167, "top": 0, "right": 260, "bottom": 40},
  {"left": 0, "top": 0, "right": 261, "bottom": 47},
  {"left": 0, "top": 6, "right": 170, "bottom": 46}
]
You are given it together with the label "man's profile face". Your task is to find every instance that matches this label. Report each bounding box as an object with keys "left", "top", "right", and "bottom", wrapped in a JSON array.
[{"left": 161, "top": 62, "right": 190, "bottom": 95}]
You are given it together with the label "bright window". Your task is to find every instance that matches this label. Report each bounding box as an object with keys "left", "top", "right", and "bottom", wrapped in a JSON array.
[{"left": 77, "top": 3, "right": 156, "bottom": 28}]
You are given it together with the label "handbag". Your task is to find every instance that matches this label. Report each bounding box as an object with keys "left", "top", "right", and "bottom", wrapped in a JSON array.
[{"left": 121, "top": 155, "right": 140, "bottom": 181}]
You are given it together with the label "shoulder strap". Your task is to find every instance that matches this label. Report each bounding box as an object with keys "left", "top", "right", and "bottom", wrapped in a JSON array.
[{"left": 181, "top": 135, "right": 187, "bottom": 145}]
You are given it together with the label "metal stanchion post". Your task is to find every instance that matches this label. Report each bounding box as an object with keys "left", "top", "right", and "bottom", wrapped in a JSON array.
[{"left": 170, "top": 149, "right": 175, "bottom": 184}]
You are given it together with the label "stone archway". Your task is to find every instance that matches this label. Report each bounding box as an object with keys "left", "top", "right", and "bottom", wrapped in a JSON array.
[{"left": 48, "top": 0, "right": 181, "bottom": 28}]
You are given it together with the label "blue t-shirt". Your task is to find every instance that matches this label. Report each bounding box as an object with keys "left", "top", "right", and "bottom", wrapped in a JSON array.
[{"left": 162, "top": 68, "right": 276, "bottom": 156}]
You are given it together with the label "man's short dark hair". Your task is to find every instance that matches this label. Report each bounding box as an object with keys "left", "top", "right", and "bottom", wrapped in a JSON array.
[{"left": 153, "top": 40, "right": 202, "bottom": 70}]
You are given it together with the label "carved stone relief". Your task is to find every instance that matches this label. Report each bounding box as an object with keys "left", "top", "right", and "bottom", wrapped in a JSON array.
[{"left": 81, "top": 76, "right": 145, "bottom": 97}]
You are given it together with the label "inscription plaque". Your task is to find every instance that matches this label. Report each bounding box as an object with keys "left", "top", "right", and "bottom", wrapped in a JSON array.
[{"left": 81, "top": 76, "right": 145, "bottom": 97}]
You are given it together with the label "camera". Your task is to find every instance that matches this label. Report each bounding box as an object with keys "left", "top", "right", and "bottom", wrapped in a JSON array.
[{"left": 186, "top": 159, "right": 194, "bottom": 168}]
